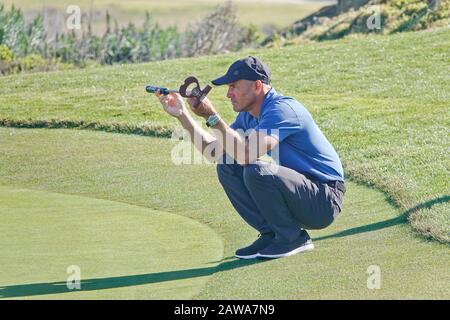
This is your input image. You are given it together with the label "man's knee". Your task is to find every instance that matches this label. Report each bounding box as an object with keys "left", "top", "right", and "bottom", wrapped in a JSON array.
[
  {"left": 243, "top": 162, "right": 273, "bottom": 186},
  {"left": 242, "top": 164, "right": 259, "bottom": 183}
]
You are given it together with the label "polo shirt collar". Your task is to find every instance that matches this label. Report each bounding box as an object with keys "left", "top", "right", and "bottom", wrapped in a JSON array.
[{"left": 257, "top": 87, "right": 277, "bottom": 119}]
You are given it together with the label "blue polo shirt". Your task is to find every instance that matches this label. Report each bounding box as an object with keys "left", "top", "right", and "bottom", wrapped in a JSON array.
[{"left": 230, "top": 88, "right": 344, "bottom": 182}]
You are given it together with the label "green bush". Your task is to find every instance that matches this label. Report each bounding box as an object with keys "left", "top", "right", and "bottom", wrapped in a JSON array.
[
  {"left": 0, "top": 44, "right": 15, "bottom": 75},
  {"left": 0, "top": 44, "right": 13, "bottom": 62},
  {"left": 403, "top": 1, "right": 428, "bottom": 16},
  {"left": 391, "top": 0, "right": 420, "bottom": 10},
  {"left": 0, "top": 2, "right": 253, "bottom": 74},
  {"left": 428, "top": 0, "right": 450, "bottom": 21},
  {"left": 15, "top": 54, "right": 73, "bottom": 73},
  {"left": 17, "top": 54, "right": 47, "bottom": 71},
  {"left": 240, "top": 24, "right": 262, "bottom": 48}
]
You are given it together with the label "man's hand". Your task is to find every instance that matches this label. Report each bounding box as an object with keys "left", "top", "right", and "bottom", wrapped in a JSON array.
[
  {"left": 186, "top": 97, "right": 217, "bottom": 119},
  {"left": 156, "top": 92, "right": 186, "bottom": 118}
]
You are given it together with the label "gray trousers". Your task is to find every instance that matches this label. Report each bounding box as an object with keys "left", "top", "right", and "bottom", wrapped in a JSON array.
[{"left": 216, "top": 160, "right": 345, "bottom": 243}]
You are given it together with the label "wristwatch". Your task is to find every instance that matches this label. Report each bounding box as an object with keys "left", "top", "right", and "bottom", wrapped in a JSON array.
[{"left": 206, "top": 114, "right": 220, "bottom": 127}]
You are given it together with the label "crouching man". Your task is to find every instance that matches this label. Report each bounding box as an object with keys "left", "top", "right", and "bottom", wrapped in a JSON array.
[{"left": 156, "top": 56, "right": 345, "bottom": 259}]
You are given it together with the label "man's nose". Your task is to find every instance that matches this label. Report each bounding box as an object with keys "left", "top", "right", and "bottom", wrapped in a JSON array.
[{"left": 226, "top": 89, "right": 233, "bottom": 99}]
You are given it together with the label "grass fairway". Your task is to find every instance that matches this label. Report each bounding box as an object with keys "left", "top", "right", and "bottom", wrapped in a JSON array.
[
  {"left": 0, "top": 185, "right": 223, "bottom": 299},
  {"left": 0, "top": 128, "right": 448, "bottom": 299}
]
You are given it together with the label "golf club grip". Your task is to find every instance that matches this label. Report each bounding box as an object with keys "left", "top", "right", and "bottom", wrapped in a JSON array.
[{"left": 145, "top": 86, "right": 174, "bottom": 95}]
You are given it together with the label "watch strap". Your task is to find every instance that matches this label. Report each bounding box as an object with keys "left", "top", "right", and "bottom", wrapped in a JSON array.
[{"left": 206, "top": 114, "right": 220, "bottom": 127}]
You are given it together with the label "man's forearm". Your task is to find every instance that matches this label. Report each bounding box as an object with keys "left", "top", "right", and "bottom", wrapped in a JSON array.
[
  {"left": 209, "top": 117, "right": 249, "bottom": 164},
  {"left": 177, "top": 112, "right": 224, "bottom": 162}
]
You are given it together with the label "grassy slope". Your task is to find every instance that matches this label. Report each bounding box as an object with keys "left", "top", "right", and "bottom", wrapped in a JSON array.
[
  {"left": 285, "top": 0, "right": 450, "bottom": 43},
  {"left": 0, "top": 128, "right": 448, "bottom": 299},
  {"left": 0, "top": 28, "right": 448, "bottom": 242}
]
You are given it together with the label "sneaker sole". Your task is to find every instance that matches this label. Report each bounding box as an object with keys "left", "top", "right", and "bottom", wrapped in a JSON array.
[
  {"left": 235, "top": 253, "right": 259, "bottom": 259},
  {"left": 256, "top": 243, "right": 314, "bottom": 259}
]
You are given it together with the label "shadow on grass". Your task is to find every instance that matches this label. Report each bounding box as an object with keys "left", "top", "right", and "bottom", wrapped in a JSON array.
[
  {"left": 314, "top": 195, "right": 449, "bottom": 242},
  {"left": 0, "top": 257, "right": 263, "bottom": 299},
  {"left": 2, "top": 196, "right": 448, "bottom": 299}
]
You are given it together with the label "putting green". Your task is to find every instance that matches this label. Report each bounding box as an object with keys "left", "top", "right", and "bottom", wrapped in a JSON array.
[{"left": 0, "top": 186, "right": 223, "bottom": 299}]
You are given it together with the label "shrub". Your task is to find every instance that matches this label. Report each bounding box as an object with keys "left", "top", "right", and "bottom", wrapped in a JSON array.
[
  {"left": 182, "top": 1, "right": 244, "bottom": 56},
  {"left": 16, "top": 54, "right": 48, "bottom": 72},
  {"left": 0, "top": 2, "right": 256, "bottom": 74},
  {"left": 0, "top": 44, "right": 15, "bottom": 75},
  {"left": 0, "top": 44, "right": 13, "bottom": 62}
]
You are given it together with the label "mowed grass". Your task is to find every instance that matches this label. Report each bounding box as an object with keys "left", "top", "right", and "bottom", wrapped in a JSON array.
[
  {"left": 0, "top": 186, "right": 223, "bottom": 299},
  {"left": 0, "top": 28, "right": 448, "bottom": 242},
  {"left": 0, "top": 128, "right": 448, "bottom": 299},
  {"left": 2, "top": 0, "right": 328, "bottom": 32}
]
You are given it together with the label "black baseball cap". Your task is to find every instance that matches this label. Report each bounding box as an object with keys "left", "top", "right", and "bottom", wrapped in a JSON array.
[{"left": 212, "top": 56, "right": 271, "bottom": 86}]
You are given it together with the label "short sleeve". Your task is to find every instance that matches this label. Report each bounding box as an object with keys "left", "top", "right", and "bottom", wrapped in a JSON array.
[{"left": 256, "top": 103, "right": 302, "bottom": 141}]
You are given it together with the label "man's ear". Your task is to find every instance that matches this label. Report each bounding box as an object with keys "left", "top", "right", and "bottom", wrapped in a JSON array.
[{"left": 255, "top": 80, "right": 263, "bottom": 92}]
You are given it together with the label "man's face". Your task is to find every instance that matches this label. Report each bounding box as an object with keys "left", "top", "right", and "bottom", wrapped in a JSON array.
[{"left": 226, "top": 80, "right": 258, "bottom": 112}]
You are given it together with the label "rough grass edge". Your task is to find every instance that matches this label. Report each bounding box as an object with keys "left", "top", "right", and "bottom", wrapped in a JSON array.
[
  {"left": 1, "top": 118, "right": 448, "bottom": 244},
  {"left": 0, "top": 118, "right": 174, "bottom": 138},
  {"left": 344, "top": 170, "right": 449, "bottom": 244}
]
